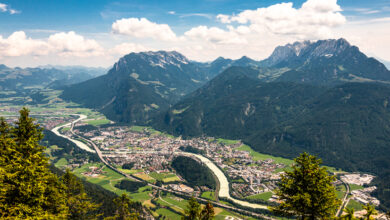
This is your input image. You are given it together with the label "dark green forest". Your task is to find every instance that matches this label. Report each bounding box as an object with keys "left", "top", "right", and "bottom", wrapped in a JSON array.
[
  {"left": 155, "top": 67, "right": 390, "bottom": 210},
  {"left": 172, "top": 156, "right": 216, "bottom": 190}
]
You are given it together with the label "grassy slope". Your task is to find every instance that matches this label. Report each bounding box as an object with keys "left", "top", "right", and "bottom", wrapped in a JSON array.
[{"left": 246, "top": 191, "right": 273, "bottom": 201}]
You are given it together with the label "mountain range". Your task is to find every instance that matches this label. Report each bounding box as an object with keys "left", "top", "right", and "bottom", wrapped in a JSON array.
[
  {"left": 0, "top": 64, "right": 104, "bottom": 90},
  {"left": 51, "top": 38, "right": 390, "bottom": 210}
]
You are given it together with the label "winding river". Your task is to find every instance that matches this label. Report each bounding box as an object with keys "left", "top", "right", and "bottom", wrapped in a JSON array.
[
  {"left": 52, "top": 115, "right": 267, "bottom": 210},
  {"left": 51, "top": 114, "right": 95, "bottom": 153},
  {"left": 179, "top": 152, "right": 268, "bottom": 210}
]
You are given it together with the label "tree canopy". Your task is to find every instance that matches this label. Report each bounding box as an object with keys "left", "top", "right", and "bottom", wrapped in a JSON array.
[
  {"left": 0, "top": 107, "right": 68, "bottom": 218},
  {"left": 272, "top": 152, "right": 340, "bottom": 219},
  {"left": 182, "top": 197, "right": 215, "bottom": 220}
]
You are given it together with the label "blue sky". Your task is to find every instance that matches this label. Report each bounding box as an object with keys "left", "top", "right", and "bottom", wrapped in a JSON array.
[{"left": 0, "top": 0, "right": 390, "bottom": 67}]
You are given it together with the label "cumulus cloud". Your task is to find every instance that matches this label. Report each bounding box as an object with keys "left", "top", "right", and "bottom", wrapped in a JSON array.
[
  {"left": 109, "top": 42, "right": 152, "bottom": 55},
  {"left": 48, "top": 31, "right": 103, "bottom": 57},
  {"left": 216, "top": 0, "right": 345, "bottom": 39},
  {"left": 0, "top": 3, "right": 6, "bottom": 11},
  {"left": 112, "top": 18, "right": 177, "bottom": 41},
  {"left": 0, "top": 31, "right": 103, "bottom": 58},
  {"left": 0, "top": 3, "right": 20, "bottom": 14},
  {"left": 184, "top": 26, "right": 247, "bottom": 45},
  {"left": 0, "top": 31, "right": 49, "bottom": 57}
]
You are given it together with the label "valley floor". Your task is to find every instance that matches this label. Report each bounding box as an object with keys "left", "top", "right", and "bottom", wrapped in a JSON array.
[{"left": 0, "top": 89, "right": 384, "bottom": 219}]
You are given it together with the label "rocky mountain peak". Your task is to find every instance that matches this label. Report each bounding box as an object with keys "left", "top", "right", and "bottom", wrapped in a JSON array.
[
  {"left": 263, "top": 38, "right": 353, "bottom": 66},
  {"left": 114, "top": 51, "right": 190, "bottom": 71}
]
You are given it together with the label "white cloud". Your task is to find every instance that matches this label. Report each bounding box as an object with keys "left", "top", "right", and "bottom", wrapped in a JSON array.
[
  {"left": 216, "top": 0, "right": 345, "bottom": 39},
  {"left": 3, "top": 0, "right": 390, "bottom": 67},
  {"left": 0, "top": 3, "right": 6, "bottom": 12},
  {"left": 216, "top": 14, "right": 231, "bottom": 24},
  {"left": 48, "top": 31, "right": 103, "bottom": 57},
  {"left": 112, "top": 18, "right": 177, "bottom": 41},
  {"left": 168, "top": 11, "right": 175, "bottom": 15},
  {"left": 0, "top": 3, "right": 20, "bottom": 14},
  {"left": 179, "top": 13, "right": 213, "bottom": 19},
  {"left": 109, "top": 42, "right": 152, "bottom": 55},
  {"left": 184, "top": 26, "right": 247, "bottom": 45},
  {"left": 0, "top": 31, "right": 103, "bottom": 58},
  {"left": 0, "top": 31, "right": 49, "bottom": 57}
]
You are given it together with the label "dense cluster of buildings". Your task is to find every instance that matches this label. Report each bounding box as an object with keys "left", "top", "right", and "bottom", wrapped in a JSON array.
[{"left": 71, "top": 124, "right": 287, "bottom": 198}]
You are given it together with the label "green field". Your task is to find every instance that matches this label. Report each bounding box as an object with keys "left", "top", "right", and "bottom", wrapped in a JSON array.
[
  {"left": 336, "top": 184, "right": 347, "bottom": 199},
  {"left": 216, "top": 138, "right": 239, "bottom": 145},
  {"left": 156, "top": 208, "right": 181, "bottom": 220},
  {"left": 346, "top": 199, "right": 363, "bottom": 211},
  {"left": 130, "top": 126, "right": 148, "bottom": 132},
  {"left": 54, "top": 158, "right": 68, "bottom": 167},
  {"left": 160, "top": 194, "right": 188, "bottom": 210},
  {"left": 246, "top": 191, "right": 273, "bottom": 201},
  {"left": 72, "top": 163, "right": 153, "bottom": 202},
  {"left": 214, "top": 208, "right": 243, "bottom": 220},
  {"left": 149, "top": 172, "right": 176, "bottom": 181},
  {"left": 237, "top": 144, "right": 294, "bottom": 166},
  {"left": 349, "top": 184, "right": 364, "bottom": 191},
  {"left": 117, "top": 168, "right": 142, "bottom": 175},
  {"left": 201, "top": 191, "right": 215, "bottom": 201},
  {"left": 163, "top": 176, "right": 180, "bottom": 183},
  {"left": 85, "top": 119, "right": 110, "bottom": 126}
]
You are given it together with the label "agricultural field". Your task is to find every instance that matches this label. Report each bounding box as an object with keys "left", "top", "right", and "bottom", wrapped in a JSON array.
[
  {"left": 336, "top": 184, "right": 347, "bottom": 199},
  {"left": 237, "top": 144, "right": 294, "bottom": 166},
  {"left": 133, "top": 172, "right": 155, "bottom": 183},
  {"left": 149, "top": 172, "right": 181, "bottom": 183},
  {"left": 349, "top": 184, "right": 364, "bottom": 191},
  {"left": 201, "top": 191, "right": 216, "bottom": 201},
  {"left": 246, "top": 191, "right": 273, "bottom": 201},
  {"left": 85, "top": 118, "right": 111, "bottom": 126},
  {"left": 346, "top": 199, "right": 363, "bottom": 211},
  {"left": 54, "top": 158, "right": 68, "bottom": 168},
  {"left": 216, "top": 138, "right": 239, "bottom": 145}
]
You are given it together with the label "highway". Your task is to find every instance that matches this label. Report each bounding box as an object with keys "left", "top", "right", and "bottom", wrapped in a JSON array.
[{"left": 336, "top": 178, "right": 351, "bottom": 217}]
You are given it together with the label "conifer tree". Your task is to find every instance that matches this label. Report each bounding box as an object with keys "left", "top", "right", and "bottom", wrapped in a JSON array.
[
  {"left": 61, "top": 169, "right": 100, "bottom": 219},
  {"left": 341, "top": 207, "right": 355, "bottom": 220},
  {"left": 362, "top": 203, "right": 377, "bottom": 220},
  {"left": 200, "top": 202, "right": 215, "bottom": 220},
  {"left": 182, "top": 197, "right": 215, "bottom": 220},
  {"left": 272, "top": 152, "right": 340, "bottom": 219},
  {"left": 105, "top": 193, "right": 139, "bottom": 220},
  {"left": 0, "top": 108, "right": 68, "bottom": 218},
  {"left": 182, "top": 197, "right": 201, "bottom": 220}
]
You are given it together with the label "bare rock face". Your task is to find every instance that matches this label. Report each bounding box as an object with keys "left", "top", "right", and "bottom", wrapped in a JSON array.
[{"left": 263, "top": 38, "right": 351, "bottom": 67}]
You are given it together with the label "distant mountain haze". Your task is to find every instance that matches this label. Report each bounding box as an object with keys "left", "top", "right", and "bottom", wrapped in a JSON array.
[{"left": 0, "top": 65, "right": 104, "bottom": 90}]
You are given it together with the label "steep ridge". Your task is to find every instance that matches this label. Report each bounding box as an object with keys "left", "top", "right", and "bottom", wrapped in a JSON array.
[
  {"left": 152, "top": 66, "right": 325, "bottom": 137},
  {"left": 153, "top": 66, "right": 390, "bottom": 210},
  {"left": 61, "top": 51, "right": 211, "bottom": 124},
  {"left": 261, "top": 38, "right": 390, "bottom": 85}
]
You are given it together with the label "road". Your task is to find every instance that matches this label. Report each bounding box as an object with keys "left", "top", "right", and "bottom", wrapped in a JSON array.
[
  {"left": 336, "top": 178, "right": 351, "bottom": 217},
  {"left": 53, "top": 114, "right": 275, "bottom": 219}
]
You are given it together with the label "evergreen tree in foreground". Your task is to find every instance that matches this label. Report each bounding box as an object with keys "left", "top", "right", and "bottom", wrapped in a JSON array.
[
  {"left": 182, "top": 197, "right": 215, "bottom": 220},
  {"left": 61, "top": 169, "right": 101, "bottom": 219},
  {"left": 104, "top": 194, "right": 139, "bottom": 220},
  {"left": 362, "top": 203, "right": 377, "bottom": 220},
  {"left": 0, "top": 108, "right": 68, "bottom": 218},
  {"left": 271, "top": 152, "right": 340, "bottom": 219},
  {"left": 341, "top": 207, "right": 356, "bottom": 220}
]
